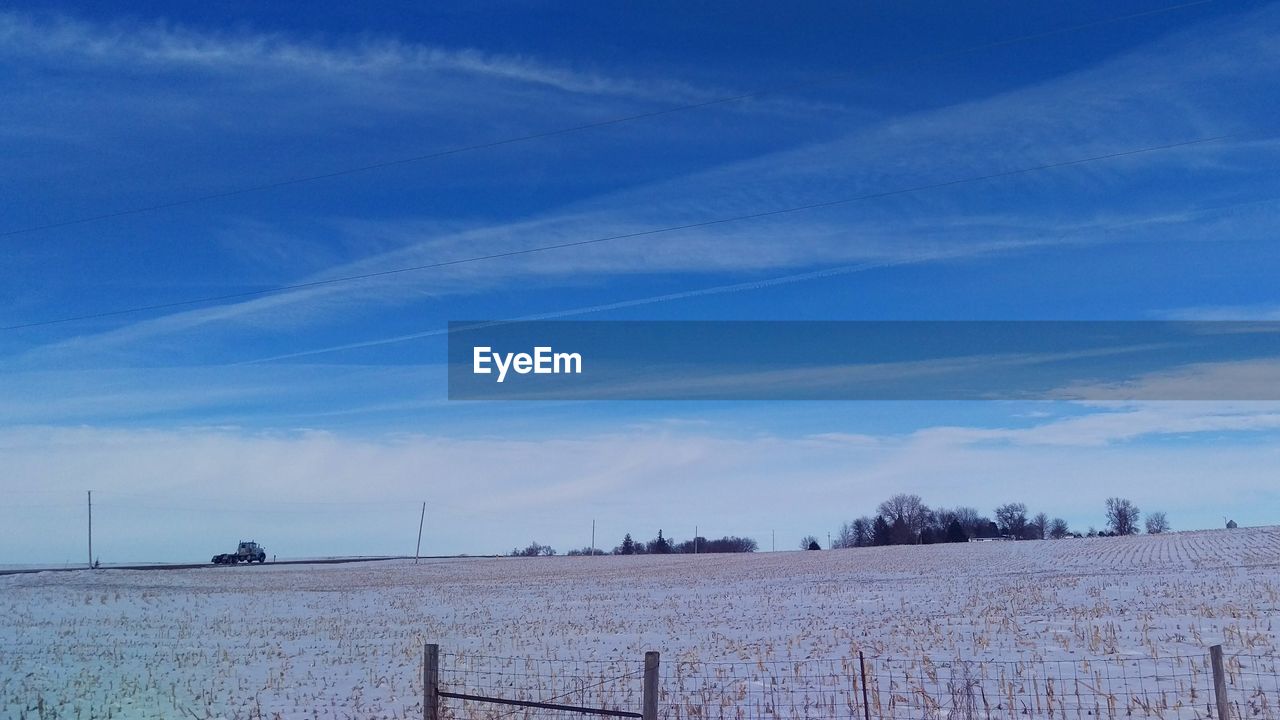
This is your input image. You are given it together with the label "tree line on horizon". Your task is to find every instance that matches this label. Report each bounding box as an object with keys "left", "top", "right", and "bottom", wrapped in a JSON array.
[
  {"left": 511, "top": 530, "right": 758, "bottom": 557},
  {"left": 824, "top": 494, "right": 1167, "bottom": 549},
  {"left": 509, "top": 495, "right": 1177, "bottom": 557}
]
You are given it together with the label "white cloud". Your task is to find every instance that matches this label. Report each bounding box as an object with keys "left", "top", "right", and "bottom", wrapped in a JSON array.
[
  {"left": 22, "top": 181, "right": 1278, "bottom": 367},
  {"left": 1050, "top": 359, "right": 1280, "bottom": 402},
  {"left": 7, "top": 3, "right": 1280, "bottom": 461},
  {"left": 4, "top": 409, "right": 1280, "bottom": 561},
  {"left": 17, "top": 2, "right": 1279, "bottom": 360},
  {"left": 0, "top": 364, "right": 446, "bottom": 425},
  {"left": 908, "top": 401, "right": 1280, "bottom": 448},
  {"left": 0, "top": 12, "right": 716, "bottom": 103},
  {"left": 1161, "top": 304, "right": 1280, "bottom": 321}
]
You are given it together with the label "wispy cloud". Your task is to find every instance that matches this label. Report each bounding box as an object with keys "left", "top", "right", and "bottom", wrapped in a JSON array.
[
  {"left": 908, "top": 401, "right": 1280, "bottom": 448},
  {"left": 1050, "top": 359, "right": 1280, "bottom": 403},
  {"left": 8, "top": 4, "right": 1280, "bottom": 372},
  {"left": 19, "top": 191, "right": 1277, "bottom": 366},
  {"left": 1160, "top": 304, "right": 1280, "bottom": 321},
  {"left": 0, "top": 12, "right": 717, "bottom": 103},
  {"left": 0, "top": 364, "right": 445, "bottom": 426}
]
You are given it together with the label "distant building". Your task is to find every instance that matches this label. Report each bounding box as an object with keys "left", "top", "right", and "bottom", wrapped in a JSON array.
[
  {"left": 1226, "top": 519, "right": 1239, "bottom": 529},
  {"left": 968, "top": 536, "right": 1014, "bottom": 542}
]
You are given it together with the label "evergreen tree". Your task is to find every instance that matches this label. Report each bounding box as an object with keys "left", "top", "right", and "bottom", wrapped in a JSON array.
[
  {"left": 872, "top": 516, "right": 893, "bottom": 546},
  {"left": 946, "top": 519, "right": 968, "bottom": 543},
  {"left": 890, "top": 516, "right": 912, "bottom": 545}
]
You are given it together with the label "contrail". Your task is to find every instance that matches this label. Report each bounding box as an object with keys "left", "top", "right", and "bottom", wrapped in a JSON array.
[{"left": 236, "top": 245, "right": 992, "bottom": 365}]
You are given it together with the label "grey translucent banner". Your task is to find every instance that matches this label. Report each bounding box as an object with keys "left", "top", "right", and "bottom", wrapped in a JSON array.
[{"left": 446, "top": 321, "right": 1280, "bottom": 400}]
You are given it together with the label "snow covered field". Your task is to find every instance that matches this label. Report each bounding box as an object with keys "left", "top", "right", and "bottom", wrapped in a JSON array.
[{"left": 2, "top": 527, "right": 1278, "bottom": 719}]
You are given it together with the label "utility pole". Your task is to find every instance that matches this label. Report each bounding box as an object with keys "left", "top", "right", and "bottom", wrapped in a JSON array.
[
  {"left": 591, "top": 519, "right": 595, "bottom": 556},
  {"left": 772, "top": 529, "right": 775, "bottom": 552},
  {"left": 87, "top": 491, "right": 93, "bottom": 569},
  {"left": 827, "top": 532, "right": 831, "bottom": 550},
  {"left": 695, "top": 525, "right": 698, "bottom": 554},
  {"left": 415, "top": 501, "right": 425, "bottom": 564}
]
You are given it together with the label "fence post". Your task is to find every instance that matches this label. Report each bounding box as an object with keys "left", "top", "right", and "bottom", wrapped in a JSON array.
[
  {"left": 859, "top": 651, "right": 871, "bottom": 720},
  {"left": 643, "top": 650, "right": 660, "bottom": 720},
  {"left": 1210, "top": 644, "right": 1230, "bottom": 720},
  {"left": 424, "top": 643, "right": 439, "bottom": 720}
]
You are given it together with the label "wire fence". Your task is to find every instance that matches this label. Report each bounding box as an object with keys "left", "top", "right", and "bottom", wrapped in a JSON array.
[
  {"left": 661, "top": 654, "right": 1215, "bottom": 720},
  {"left": 431, "top": 648, "right": 1279, "bottom": 720},
  {"left": 438, "top": 652, "right": 647, "bottom": 720},
  {"left": 1229, "top": 655, "right": 1280, "bottom": 720}
]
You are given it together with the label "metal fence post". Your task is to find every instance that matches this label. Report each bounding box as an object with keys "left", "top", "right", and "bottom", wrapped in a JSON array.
[
  {"left": 643, "top": 651, "right": 660, "bottom": 720},
  {"left": 425, "top": 643, "right": 440, "bottom": 720},
  {"left": 1210, "top": 644, "right": 1230, "bottom": 720}
]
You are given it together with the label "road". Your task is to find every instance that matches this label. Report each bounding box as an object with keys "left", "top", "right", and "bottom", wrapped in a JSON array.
[{"left": 0, "top": 555, "right": 479, "bottom": 576}]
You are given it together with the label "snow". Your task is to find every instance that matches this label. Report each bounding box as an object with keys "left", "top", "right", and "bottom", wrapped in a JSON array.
[{"left": 2, "top": 527, "right": 1278, "bottom": 719}]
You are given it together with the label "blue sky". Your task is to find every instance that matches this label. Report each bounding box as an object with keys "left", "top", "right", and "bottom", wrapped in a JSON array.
[{"left": 3, "top": 1, "right": 1280, "bottom": 562}]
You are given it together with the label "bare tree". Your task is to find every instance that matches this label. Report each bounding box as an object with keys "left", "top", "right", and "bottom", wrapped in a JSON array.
[
  {"left": 1105, "top": 497, "right": 1141, "bottom": 535},
  {"left": 1145, "top": 511, "right": 1170, "bottom": 534},
  {"left": 1048, "top": 518, "right": 1071, "bottom": 539},
  {"left": 878, "top": 494, "right": 931, "bottom": 542},
  {"left": 932, "top": 507, "right": 957, "bottom": 535},
  {"left": 995, "top": 502, "right": 1029, "bottom": 539},
  {"left": 566, "top": 547, "right": 606, "bottom": 556},
  {"left": 834, "top": 517, "right": 855, "bottom": 545},
  {"left": 510, "top": 541, "right": 556, "bottom": 557},
  {"left": 1031, "top": 513, "right": 1049, "bottom": 540},
  {"left": 688, "top": 536, "right": 758, "bottom": 553},
  {"left": 852, "top": 517, "right": 873, "bottom": 546},
  {"left": 950, "top": 507, "right": 983, "bottom": 538}
]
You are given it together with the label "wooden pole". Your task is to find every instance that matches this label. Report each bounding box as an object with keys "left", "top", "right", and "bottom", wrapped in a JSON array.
[
  {"left": 642, "top": 651, "right": 660, "bottom": 720},
  {"left": 859, "top": 651, "right": 872, "bottom": 720},
  {"left": 87, "top": 491, "right": 93, "bottom": 569},
  {"left": 415, "top": 502, "right": 426, "bottom": 565},
  {"left": 591, "top": 519, "right": 595, "bottom": 556},
  {"left": 424, "top": 643, "right": 439, "bottom": 720},
  {"left": 1210, "top": 644, "right": 1231, "bottom": 720}
]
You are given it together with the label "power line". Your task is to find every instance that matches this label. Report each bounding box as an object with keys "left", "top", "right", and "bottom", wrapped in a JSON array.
[
  {"left": 0, "top": 1, "right": 1213, "bottom": 241},
  {"left": 1, "top": 131, "right": 1242, "bottom": 332}
]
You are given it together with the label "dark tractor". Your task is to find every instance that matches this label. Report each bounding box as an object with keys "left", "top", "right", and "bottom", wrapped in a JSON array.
[{"left": 212, "top": 540, "right": 267, "bottom": 565}]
